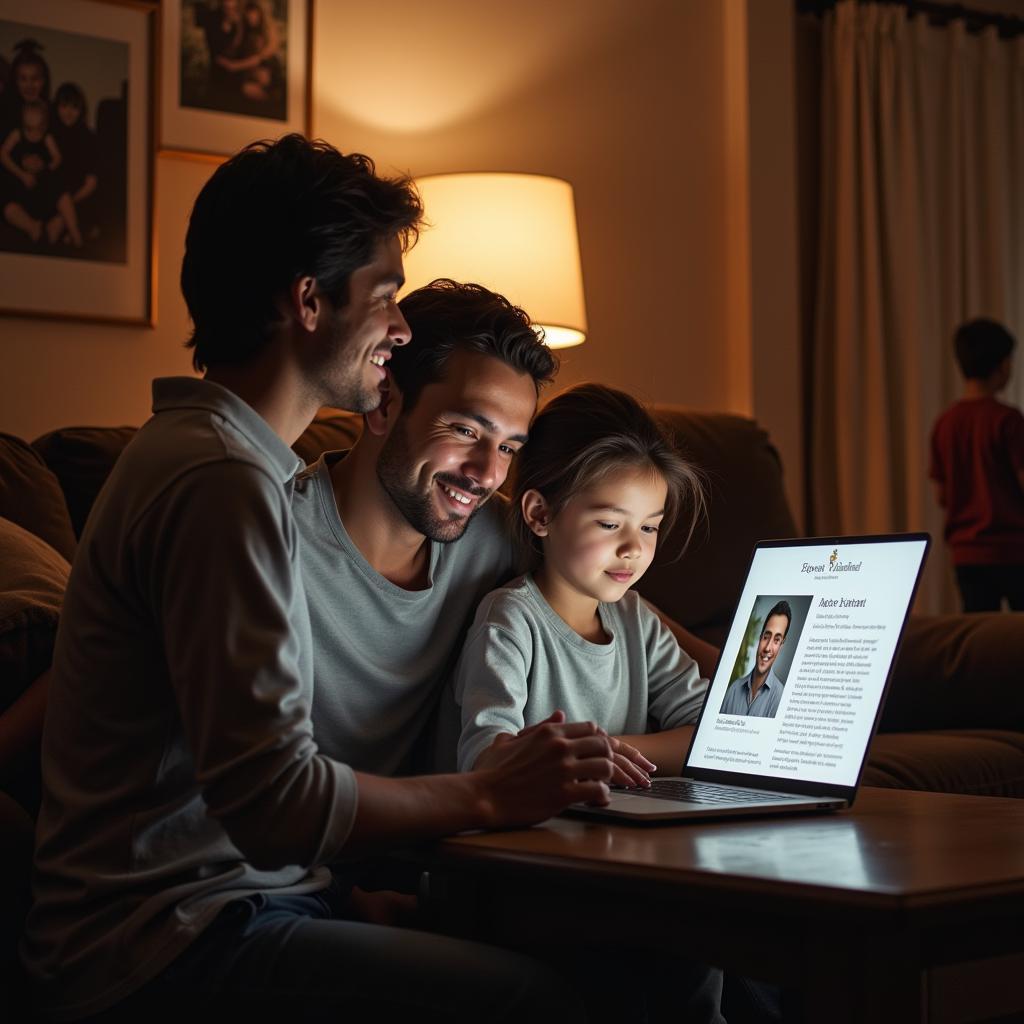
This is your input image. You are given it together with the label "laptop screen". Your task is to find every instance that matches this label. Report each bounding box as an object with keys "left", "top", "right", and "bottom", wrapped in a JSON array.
[{"left": 685, "top": 535, "right": 929, "bottom": 792}]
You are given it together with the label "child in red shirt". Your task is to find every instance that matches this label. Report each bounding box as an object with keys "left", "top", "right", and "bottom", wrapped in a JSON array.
[{"left": 929, "top": 319, "right": 1024, "bottom": 611}]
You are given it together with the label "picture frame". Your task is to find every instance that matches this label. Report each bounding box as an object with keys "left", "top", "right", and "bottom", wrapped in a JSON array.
[
  {"left": 159, "top": 0, "right": 312, "bottom": 161},
  {"left": 0, "top": 0, "right": 156, "bottom": 326}
]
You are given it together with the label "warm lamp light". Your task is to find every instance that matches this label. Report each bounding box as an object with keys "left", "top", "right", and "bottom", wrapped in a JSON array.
[{"left": 402, "top": 173, "right": 587, "bottom": 349}]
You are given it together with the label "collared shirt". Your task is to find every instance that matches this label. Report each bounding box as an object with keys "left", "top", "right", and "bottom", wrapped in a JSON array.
[
  {"left": 23, "top": 377, "right": 359, "bottom": 1021},
  {"left": 720, "top": 664, "right": 786, "bottom": 718}
]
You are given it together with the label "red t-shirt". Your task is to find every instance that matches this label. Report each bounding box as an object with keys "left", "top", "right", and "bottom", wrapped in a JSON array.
[{"left": 929, "top": 397, "right": 1024, "bottom": 565}]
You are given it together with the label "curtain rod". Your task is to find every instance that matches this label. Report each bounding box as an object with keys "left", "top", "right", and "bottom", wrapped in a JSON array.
[{"left": 795, "top": 0, "right": 1024, "bottom": 37}]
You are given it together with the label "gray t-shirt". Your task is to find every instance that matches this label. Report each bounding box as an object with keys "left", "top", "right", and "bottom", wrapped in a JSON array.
[
  {"left": 455, "top": 574, "right": 708, "bottom": 772},
  {"left": 720, "top": 665, "right": 786, "bottom": 718},
  {"left": 23, "top": 379, "right": 358, "bottom": 1021},
  {"left": 293, "top": 452, "right": 516, "bottom": 775}
]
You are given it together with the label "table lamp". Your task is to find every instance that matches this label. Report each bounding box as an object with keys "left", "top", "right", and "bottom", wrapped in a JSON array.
[{"left": 401, "top": 173, "right": 587, "bottom": 349}]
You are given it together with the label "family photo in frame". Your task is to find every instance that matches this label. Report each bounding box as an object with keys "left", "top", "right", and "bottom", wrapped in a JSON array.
[
  {"left": 0, "top": 0, "right": 153, "bottom": 325},
  {"left": 160, "top": 0, "right": 312, "bottom": 159}
]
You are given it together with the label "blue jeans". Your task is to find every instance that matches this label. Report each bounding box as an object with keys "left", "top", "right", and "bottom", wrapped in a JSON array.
[{"left": 82, "top": 888, "right": 587, "bottom": 1023}]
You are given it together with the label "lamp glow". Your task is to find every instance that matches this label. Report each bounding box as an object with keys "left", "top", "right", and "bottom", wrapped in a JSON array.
[{"left": 402, "top": 173, "right": 587, "bottom": 349}]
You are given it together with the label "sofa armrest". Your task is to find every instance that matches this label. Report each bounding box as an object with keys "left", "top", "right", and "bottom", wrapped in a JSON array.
[
  {"left": 879, "top": 614, "right": 1024, "bottom": 733},
  {"left": 0, "top": 433, "right": 77, "bottom": 561}
]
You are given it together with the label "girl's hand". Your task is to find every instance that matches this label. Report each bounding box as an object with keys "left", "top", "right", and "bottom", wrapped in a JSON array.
[{"left": 608, "top": 737, "right": 655, "bottom": 789}]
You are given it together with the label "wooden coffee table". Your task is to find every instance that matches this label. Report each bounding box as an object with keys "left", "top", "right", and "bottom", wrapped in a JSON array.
[{"left": 421, "top": 787, "right": 1024, "bottom": 1023}]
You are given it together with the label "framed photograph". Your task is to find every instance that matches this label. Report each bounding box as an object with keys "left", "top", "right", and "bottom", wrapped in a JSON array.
[
  {"left": 0, "top": 0, "right": 155, "bottom": 325},
  {"left": 159, "top": 0, "right": 312, "bottom": 160}
]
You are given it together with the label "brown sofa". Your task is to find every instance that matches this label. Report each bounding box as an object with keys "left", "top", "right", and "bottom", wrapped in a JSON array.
[
  {"left": 2, "top": 406, "right": 1023, "bottom": 1015},
  {"left": 638, "top": 409, "right": 1024, "bottom": 794}
]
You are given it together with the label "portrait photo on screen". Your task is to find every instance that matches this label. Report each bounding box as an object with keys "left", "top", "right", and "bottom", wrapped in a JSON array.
[{"left": 720, "top": 594, "right": 813, "bottom": 719}]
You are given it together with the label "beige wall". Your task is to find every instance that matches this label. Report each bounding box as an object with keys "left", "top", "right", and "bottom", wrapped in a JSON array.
[
  {"left": 1, "top": 158, "right": 212, "bottom": 442},
  {"left": 314, "top": 0, "right": 736, "bottom": 411},
  {"left": 2, "top": 0, "right": 800, "bottom": 499}
]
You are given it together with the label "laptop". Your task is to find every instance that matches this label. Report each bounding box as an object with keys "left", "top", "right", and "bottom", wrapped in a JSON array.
[{"left": 567, "top": 533, "right": 930, "bottom": 823}]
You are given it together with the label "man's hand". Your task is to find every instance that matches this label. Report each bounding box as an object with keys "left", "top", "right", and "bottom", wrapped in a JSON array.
[
  {"left": 474, "top": 713, "right": 614, "bottom": 829},
  {"left": 347, "top": 714, "right": 614, "bottom": 855},
  {"left": 476, "top": 711, "right": 652, "bottom": 789},
  {"left": 522, "top": 713, "right": 653, "bottom": 788},
  {"left": 472, "top": 710, "right": 578, "bottom": 770}
]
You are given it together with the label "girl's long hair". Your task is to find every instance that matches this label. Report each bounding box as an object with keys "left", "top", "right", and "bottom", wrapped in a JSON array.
[{"left": 511, "top": 383, "right": 706, "bottom": 567}]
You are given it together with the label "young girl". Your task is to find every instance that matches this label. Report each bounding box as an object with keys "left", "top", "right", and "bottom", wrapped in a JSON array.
[
  {"left": 52, "top": 82, "right": 99, "bottom": 249},
  {"left": 454, "top": 383, "right": 708, "bottom": 785}
]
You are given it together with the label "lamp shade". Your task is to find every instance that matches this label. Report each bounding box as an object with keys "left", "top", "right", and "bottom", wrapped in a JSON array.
[{"left": 402, "top": 173, "right": 587, "bottom": 348}]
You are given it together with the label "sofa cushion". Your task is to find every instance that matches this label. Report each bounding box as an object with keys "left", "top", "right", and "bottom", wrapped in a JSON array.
[
  {"left": 293, "top": 409, "right": 362, "bottom": 466},
  {"left": 0, "top": 518, "right": 69, "bottom": 816},
  {"left": 638, "top": 409, "right": 798, "bottom": 644},
  {"left": 32, "top": 426, "right": 137, "bottom": 539},
  {"left": 0, "top": 517, "right": 69, "bottom": 713},
  {"left": 864, "top": 730, "right": 1024, "bottom": 797},
  {"left": 0, "top": 433, "right": 77, "bottom": 562},
  {"left": 26, "top": 412, "right": 363, "bottom": 542},
  {"left": 881, "top": 613, "right": 1024, "bottom": 734}
]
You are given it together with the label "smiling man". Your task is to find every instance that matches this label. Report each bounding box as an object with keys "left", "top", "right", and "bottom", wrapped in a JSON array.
[
  {"left": 297, "top": 280, "right": 717, "bottom": 785},
  {"left": 296, "top": 280, "right": 553, "bottom": 777},
  {"left": 23, "top": 143, "right": 610, "bottom": 1023},
  {"left": 720, "top": 600, "right": 792, "bottom": 718},
  {"left": 295, "top": 284, "right": 726, "bottom": 1024}
]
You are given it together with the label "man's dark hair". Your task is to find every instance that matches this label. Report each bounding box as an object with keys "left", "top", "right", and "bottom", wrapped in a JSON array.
[
  {"left": 764, "top": 600, "right": 792, "bottom": 638},
  {"left": 181, "top": 134, "right": 422, "bottom": 372},
  {"left": 391, "top": 279, "right": 558, "bottom": 411},
  {"left": 953, "top": 319, "right": 1016, "bottom": 380}
]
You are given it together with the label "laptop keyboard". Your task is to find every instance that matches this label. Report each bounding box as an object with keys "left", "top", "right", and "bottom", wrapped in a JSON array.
[{"left": 630, "top": 779, "right": 805, "bottom": 805}]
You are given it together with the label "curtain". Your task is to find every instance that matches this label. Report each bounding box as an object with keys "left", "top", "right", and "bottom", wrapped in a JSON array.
[{"left": 809, "top": 0, "right": 1024, "bottom": 612}]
